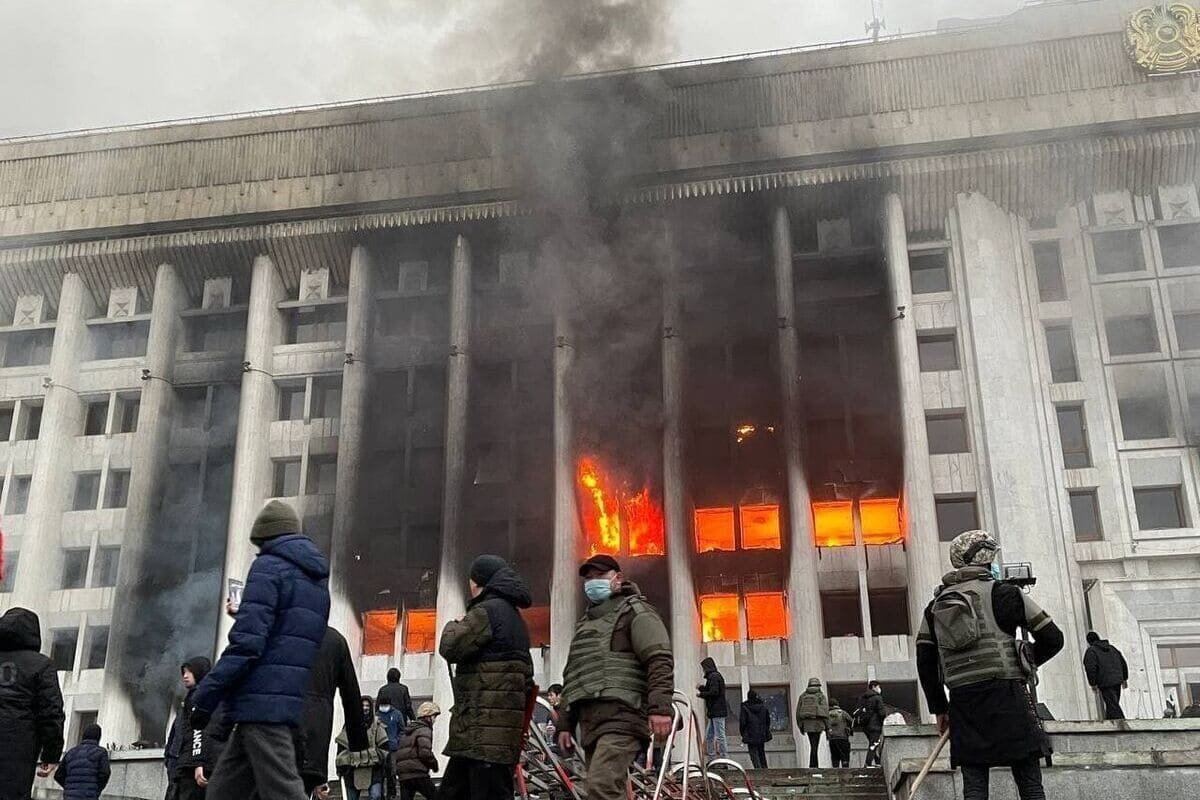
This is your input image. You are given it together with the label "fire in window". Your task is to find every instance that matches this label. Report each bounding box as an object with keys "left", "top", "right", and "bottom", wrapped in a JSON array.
[
  {"left": 699, "top": 594, "right": 739, "bottom": 642},
  {"left": 522, "top": 606, "right": 551, "bottom": 648},
  {"left": 362, "top": 609, "right": 397, "bottom": 656},
  {"left": 576, "top": 457, "right": 665, "bottom": 557},
  {"left": 745, "top": 592, "right": 788, "bottom": 640},
  {"left": 812, "top": 501, "right": 854, "bottom": 547},
  {"left": 740, "top": 504, "right": 781, "bottom": 550},
  {"left": 404, "top": 609, "right": 437, "bottom": 653},
  {"left": 695, "top": 507, "right": 736, "bottom": 553},
  {"left": 860, "top": 498, "right": 903, "bottom": 545}
]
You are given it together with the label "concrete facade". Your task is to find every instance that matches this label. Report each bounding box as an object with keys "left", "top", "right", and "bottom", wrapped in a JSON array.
[{"left": 1, "top": 0, "right": 1199, "bottom": 768}]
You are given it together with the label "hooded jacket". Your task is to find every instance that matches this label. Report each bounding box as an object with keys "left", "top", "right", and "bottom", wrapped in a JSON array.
[
  {"left": 54, "top": 726, "right": 110, "bottom": 800},
  {"left": 0, "top": 607, "right": 65, "bottom": 786},
  {"left": 192, "top": 533, "right": 331, "bottom": 726},
  {"left": 438, "top": 564, "right": 534, "bottom": 765},
  {"left": 739, "top": 691, "right": 772, "bottom": 745},
  {"left": 854, "top": 690, "right": 887, "bottom": 735},
  {"left": 164, "top": 656, "right": 212, "bottom": 774},
  {"left": 377, "top": 668, "right": 415, "bottom": 724},
  {"left": 1084, "top": 639, "right": 1129, "bottom": 689},
  {"left": 698, "top": 657, "right": 728, "bottom": 718}
]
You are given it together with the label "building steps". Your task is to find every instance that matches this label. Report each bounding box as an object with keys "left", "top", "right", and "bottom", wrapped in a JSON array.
[{"left": 736, "top": 767, "right": 889, "bottom": 800}]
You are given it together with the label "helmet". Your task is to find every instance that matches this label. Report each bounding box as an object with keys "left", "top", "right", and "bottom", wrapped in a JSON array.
[
  {"left": 949, "top": 529, "right": 999, "bottom": 568},
  {"left": 416, "top": 701, "right": 441, "bottom": 719}
]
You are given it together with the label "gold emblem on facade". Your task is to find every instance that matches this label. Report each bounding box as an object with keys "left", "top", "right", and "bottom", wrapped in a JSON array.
[{"left": 1127, "top": 3, "right": 1200, "bottom": 73}]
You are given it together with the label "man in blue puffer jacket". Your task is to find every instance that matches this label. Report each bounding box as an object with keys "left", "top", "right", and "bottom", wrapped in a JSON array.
[
  {"left": 54, "top": 723, "right": 110, "bottom": 800},
  {"left": 189, "top": 500, "right": 330, "bottom": 800}
]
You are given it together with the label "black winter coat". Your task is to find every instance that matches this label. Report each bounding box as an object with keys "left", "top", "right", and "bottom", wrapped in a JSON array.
[
  {"left": 377, "top": 681, "right": 415, "bottom": 724},
  {"left": 167, "top": 657, "right": 214, "bottom": 775},
  {"left": 698, "top": 658, "right": 728, "bottom": 718},
  {"left": 739, "top": 696, "right": 772, "bottom": 745},
  {"left": 299, "top": 627, "right": 367, "bottom": 786},
  {"left": 1084, "top": 641, "right": 1128, "bottom": 689},
  {"left": 854, "top": 691, "right": 886, "bottom": 735},
  {"left": 439, "top": 566, "right": 534, "bottom": 765},
  {"left": 54, "top": 737, "right": 110, "bottom": 800},
  {"left": 0, "top": 607, "right": 65, "bottom": 799}
]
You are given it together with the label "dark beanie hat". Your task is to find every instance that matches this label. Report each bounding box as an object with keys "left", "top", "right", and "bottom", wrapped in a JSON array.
[
  {"left": 251, "top": 499, "right": 300, "bottom": 544},
  {"left": 82, "top": 723, "right": 102, "bottom": 742},
  {"left": 1086, "top": 631, "right": 1101, "bottom": 644},
  {"left": 469, "top": 554, "right": 508, "bottom": 587}
]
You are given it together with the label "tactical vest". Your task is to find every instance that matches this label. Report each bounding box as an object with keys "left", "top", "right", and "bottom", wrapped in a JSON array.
[
  {"left": 934, "top": 578, "right": 1025, "bottom": 689},
  {"left": 560, "top": 595, "right": 650, "bottom": 711}
]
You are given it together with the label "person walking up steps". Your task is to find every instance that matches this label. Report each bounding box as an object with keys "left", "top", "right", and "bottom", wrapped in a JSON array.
[
  {"left": 739, "top": 690, "right": 772, "bottom": 769},
  {"left": 826, "top": 699, "right": 853, "bottom": 768},
  {"left": 1083, "top": 631, "right": 1129, "bottom": 720},
  {"left": 394, "top": 703, "right": 440, "bottom": 800},
  {"left": 795, "top": 678, "right": 829, "bottom": 769}
]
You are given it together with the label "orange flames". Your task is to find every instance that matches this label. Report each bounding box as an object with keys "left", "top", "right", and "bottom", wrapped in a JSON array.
[{"left": 576, "top": 456, "right": 665, "bottom": 557}]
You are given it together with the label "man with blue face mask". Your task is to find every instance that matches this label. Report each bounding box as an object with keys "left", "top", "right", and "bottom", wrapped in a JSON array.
[{"left": 557, "top": 555, "right": 674, "bottom": 800}]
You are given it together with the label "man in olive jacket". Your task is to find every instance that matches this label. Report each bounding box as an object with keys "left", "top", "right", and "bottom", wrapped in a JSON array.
[
  {"left": 438, "top": 554, "right": 534, "bottom": 800},
  {"left": 557, "top": 555, "right": 675, "bottom": 800}
]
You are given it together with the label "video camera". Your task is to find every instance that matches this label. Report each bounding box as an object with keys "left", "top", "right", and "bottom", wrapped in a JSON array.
[{"left": 1001, "top": 562, "right": 1037, "bottom": 589}]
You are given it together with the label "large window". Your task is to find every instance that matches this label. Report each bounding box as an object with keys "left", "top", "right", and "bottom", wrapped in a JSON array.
[
  {"left": 1106, "top": 315, "right": 1160, "bottom": 356},
  {"left": 2, "top": 329, "right": 53, "bottom": 367},
  {"left": 277, "top": 383, "right": 306, "bottom": 421},
  {"left": 935, "top": 495, "right": 979, "bottom": 542},
  {"left": 311, "top": 377, "right": 342, "bottom": 419},
  {"left": 306, "top": 455, "right": 338, "bottom": 496},
  {"left": 1032, "top": 241, "right": 1067, "bottom": 301},
  {"left": 83, "top": 626, "right": 109, "bottom": 670},
  {"left": 694, "top": 504, "right": 781, "bottom": 552},
  {"left": 1115, "top": 365, "right": 1173, "bottom": 441},
  {"left": 699, "top": 594, "right": 740, "bottom": 642},
  {"left": 1134, "top": 486, "right": 1186, "bottom": 530},
  {"left": 1044, "top": 324, "right": 1079, "bottom": 383},
  {"left": 83, "top": 399, "right": 109, "bottom": 436},
  {"left": 362, "top": 609, "right": 397, "bottom": 656},
  {"left": 17, "top": 403, "right": 42, "bottom": 440},
  {"left": 272, "top": 459, "right": 302, "bottom": 497},
  {"left": 72, "top": 472, "right": 101, "bottom": 511},
  {"left": 104, "top": 470, "right": 131, "bottom": 509},
  {"left": 116, "top": 396, "right": 139, "bottom": 434},
  {"left": 744, "top": 593, "right": 788, "bottom": 640},
  {"left": 61, "top": 549, "right": 89, "bottom": 590},
  {"left": 50, "top": 629, "right": 78, "bottom": 672},
  {"left": 1158, "top": 223, "right": 1200, "bottom": 269},
  {"left": 404, "top": 609, "right": 437, "bottom": 653},
  {"left": 1092, "top": 229, "right": 1145, "bottom": 274},
  {"left": 868, "top": 587, "right": 911, "bottom": 636},
  {"left": 285, "top": 305, "right": 347, "bottom": 345},
  {"left": 92, "top": 321, "right": 149, "bottom": 360},
  {"left": 1055, "top": 405, "right": 1091, "bottom": 469},
  {"left": 1069, "top": 490, "right": 1103, "bottom": 542},
  {"left": 6, "top": 475, "right": 30, "bottom": 515},
  {"left": 92, "top": 546, "right": 120, "bottom": 588},
  {"left": 820, "top": 591, "right": 863, "bottom": 638}
]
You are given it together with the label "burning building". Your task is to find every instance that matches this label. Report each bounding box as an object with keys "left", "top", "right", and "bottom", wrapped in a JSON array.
[{"left": 1, "top": 0, "right": 1199, "bottom": 768}]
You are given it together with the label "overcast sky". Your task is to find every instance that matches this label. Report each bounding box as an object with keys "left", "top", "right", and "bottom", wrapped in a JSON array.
[{"left": 0, "top": 0, "right": 1026, "bottom": 139}]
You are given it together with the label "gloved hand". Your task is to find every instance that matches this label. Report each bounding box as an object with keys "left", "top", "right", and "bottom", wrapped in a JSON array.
[{"left": 189, "top": 707, "right": 211, "bottom": 731}]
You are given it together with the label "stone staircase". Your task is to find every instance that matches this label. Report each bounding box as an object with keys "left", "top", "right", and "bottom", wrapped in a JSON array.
[{"left": 738, "top": 768, "right": 889, "bottom": 800}]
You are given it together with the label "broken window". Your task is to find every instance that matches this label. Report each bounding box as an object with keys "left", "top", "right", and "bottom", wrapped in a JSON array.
[
  {"left": 812, "top": 501, "right": 854, "bottom": 547},
  {"left": 695, "top": 507, "right": 736, "bottom": 553},
  {"left": 404, "top": 609, "right": 437, "bottom": 653},
  {"left": 699, "top": 594, "right": 740, "bottom": 642},
  {"left": 362, "top": 609, "right": 397, "bottom": 656},
  {"left": 860, "top": 498, "right": 903, "bottom": 545},
  {"left": 820, "top": 591, "right": 863, "bottom": 638},
  {"left": 745, "top": 592, "right": 788, "bottom": 640},
  {"left": 739, "top": 504, "right": 782, "bottom": 550},
  {"left": 868, "top": 587, "right": 911, "bottom": 636}
]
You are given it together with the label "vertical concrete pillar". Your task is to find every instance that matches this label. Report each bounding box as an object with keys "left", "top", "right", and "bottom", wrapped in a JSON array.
[
  {"left": 952, "top": 193, "right": 1088, "bottom": 719},
  {"left": 12, "top": 273, "right": 94, "bottom": 609},
  {"left": 100, "top": 263, "right": 186, "bottom": 744},
  {"left": 881, "top": 194, "right": 944, "bottom": 640},
  {"left": 218, "top": 255, "right": 285, "bottom": 647},
  {"left": 771, "top": 206, "right": 825, "bottom": 760},
  {"left": 549, "top": 312, "right": 580, "bottom": 683},
  {"left": 662, "top": 243, "right": 701, "bottom": 714},
  {"left": 329, "top": 245, "right": 375, "bottom": 653},
  {"left": 432, "top": 234, "right": 472, "bottom": 756}
]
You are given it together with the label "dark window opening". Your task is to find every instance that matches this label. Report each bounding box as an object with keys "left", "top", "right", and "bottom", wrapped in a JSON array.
[
  {"left": 6, "top": 476, "right": 30, "bottom": 515},
  {"left": 0, "top": 552, "right": 17, "bottom": 592},
  {"left": 117, "top": 396, "right": 139, "bottom": 433},
  {"left": 1093, "top": 230, "right": 1145, "bottom": 274},
  {"left": 2, "top": 329, "right": 54, "bottom": 368},
  {"left": 17, "top": 403, "right": 41, "bottom": 440},
  {"left": 285, "top": 305, "right": 347, "bottom": 345},
  {"left": 273, "top": 459, "right": 302, "bottom": 497},
  {"left": 917, "top": 334, "right": 959, "bottom": 372},
  {"left": 50, "top": 629, "right": 78, "bottom": 672},
  {"left": 92, "top": 547, "right": 120, "bottom": 588},
  {"left": 83, "top": 399, "right": 109, "bottom": 436},
  {"left": 91, "top": 321, "right": 149, "bottom": 360},
  {"left": 935, "top": 496, "right": 979, "bottom": 542},
  {"left": 910, "top": 251, "right": 950, "bottom": 294},
  {"left": 1045, "top": 325, "right": 1079, "bottom": 382},
  {"left": 72, "top": 473, "right": 101, "bottom": 511},
  {"left": 820, "top": 590, "right": 864, "bottom": 638},
  {"left": 1069, "top": 490, "right": 1103, "bottom": 542},
  {"left": 868, "top": 587, "right": 911, "bottom": 636},
  {"left": 1134, "top": 486, "right": 1186, "bottom": 530},
  {"left": 926, "top": 411, "right": 969, "bottom": 455},
  {"left": 0, "top": 404, "right": 13, "bottom": 441},
  {"left": 84, "top": 626, "right": 108, "bottom": 670},
  {"left": 1032, "top": 242, "right": 1067, "bottom": 301},
  {"left": 104, "top": 470, "right": 131, "bottom": 509},
  {"left": 311, "top": 377, "right": 342, "bottom": 419},
  {"left": 1055, "top": 405, "right": 1091, "bottom": 469},
  {"left": 61, "top": 549, "right": 89, "bottom": 590},
  {"left": 277, "top": 384, "right": 306, "bottom": 421},
  {"left": 306, "top": 455, "right": 338, "bottom": 496}
]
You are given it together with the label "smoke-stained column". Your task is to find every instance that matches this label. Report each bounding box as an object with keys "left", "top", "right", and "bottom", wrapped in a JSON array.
[
  {"left": 101, "top": 262, "right": 186, "bottom": 745},
  {"left": 219, "top": 254, "right": 285, "bottom": 647},
  {"left": 550, "top": 312, "right": 580, "bottom": 683},
  {"left": 881, "top": 195, "right": 944, "bottom": 642},
  {"left": 11, "top": 273, "right": 94, "bottom": 609},
  {"left": 952, "top": 192, "right": 1088, "bottom": 719},
  {"left": 432, "top": 234, "right": 472, "bottom": 756},
  {"left": 771, "top": 206, "right": 825, "bottom": 747},
  {"left": 329, "top": 245, "right": 376, "bottom": 652},
  {"left": 662, "top": 248, "right": 701, "bottom": 709}
]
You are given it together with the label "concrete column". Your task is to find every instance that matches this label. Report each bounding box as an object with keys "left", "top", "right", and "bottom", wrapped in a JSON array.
[
  {"left": 662, "top": 249, "right": 701, "bottom": 713},
  {"left": 432, "top": 234, "right": 472, "bottom": 756},
  {"left": 771, "top": 206, "right": 825, "bottom": 755},
  {"left": 218, "top": 255, "right": 286, "bottom": 647},
  {"left": 549, "top": 312, "right": 580, "bottom": 683},
  {"left": 952, "top": 193, "right": 1089, "bottom": 719},
  {"left": 100, "top": 263, "right": 186, "bottom": 745},
  {"left": 329, "top": 245, "right": 375, "bottom": 653},
  {"left": 881, "top": 194, "right": 944, "bottom": 638},
  {"left": 12, "top": 273, "right": 94, "bottom": 610}
]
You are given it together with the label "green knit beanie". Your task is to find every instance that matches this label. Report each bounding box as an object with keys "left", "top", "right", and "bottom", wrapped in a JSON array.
[{"left": 251, "top": 499, "right": 300, "bottom": 545}]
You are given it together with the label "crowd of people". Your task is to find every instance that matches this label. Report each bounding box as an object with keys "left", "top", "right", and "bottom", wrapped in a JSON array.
[{"left": 2, "top": 504, "right": 1199, "bottom": 800}]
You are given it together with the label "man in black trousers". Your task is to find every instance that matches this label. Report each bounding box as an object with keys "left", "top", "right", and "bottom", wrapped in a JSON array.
[{"left": 1084, "top": 631, "right": 1129, "bottom": 720}]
